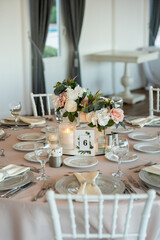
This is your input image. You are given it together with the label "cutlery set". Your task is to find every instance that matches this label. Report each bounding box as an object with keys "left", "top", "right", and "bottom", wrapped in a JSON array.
[{"left": 0, "top": 181, "right": 36, "bottom": 199}]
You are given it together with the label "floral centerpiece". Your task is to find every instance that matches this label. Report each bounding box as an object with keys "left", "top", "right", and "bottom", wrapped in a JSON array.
[
  {"left": 52, "top": 76, "right": 87, "bottom": 122},
  {"left": 82, "top": 91, "right": 125, "bottom": 131}
]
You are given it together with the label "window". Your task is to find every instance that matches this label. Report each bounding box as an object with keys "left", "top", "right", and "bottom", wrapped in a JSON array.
[{"left": 43, "top": 0, "right": 60, "bottom": 58}]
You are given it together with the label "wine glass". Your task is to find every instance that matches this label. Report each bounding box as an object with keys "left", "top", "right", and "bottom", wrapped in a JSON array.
[
  {"left": 112, "top": 138, "right": 129, "bottom": 178},
  {"left": 9, "top": 101, "right": 22, "bottom": 130},
  {"left": 34, "top": 145, "right": 51, "bottom": 181}
]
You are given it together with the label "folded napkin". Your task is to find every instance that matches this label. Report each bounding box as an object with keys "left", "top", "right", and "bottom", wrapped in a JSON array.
[
  {"left": 0, "top": 129, "right": 4, "bottom": 136},
  {"left": 128, "top": 116, "right": 160, "bottom": 128},
  {"left": 143, "top": 164, "right": 160, "bottom": 176},
  {"left": 73, "top": 171, "right": 101, "bottom": 195},
  {"left": 0, "top": 164, "right": 30, "bottom": 182},
  {"left": 4, "top": 116, "right": 46, "bottom": 126},
  {"left": 19, "top": 116, "right": 46, "bottom": 126}
]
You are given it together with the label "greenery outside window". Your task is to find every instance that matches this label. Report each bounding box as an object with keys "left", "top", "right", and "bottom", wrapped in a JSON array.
[{"left": 43, "top": 0, "right": 60, "bottom": 58}]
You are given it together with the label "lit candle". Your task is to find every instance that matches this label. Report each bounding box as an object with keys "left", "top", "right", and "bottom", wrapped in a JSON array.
[{"left": 59, "top": 123, "right": 76, "bottom": 150}]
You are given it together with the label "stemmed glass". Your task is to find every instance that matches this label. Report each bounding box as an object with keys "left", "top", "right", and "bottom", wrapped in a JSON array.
[
  {"left": 34, "top": 145, "right": 51, "bottom": 181},
  {"left": 112, "top": 138, "right": 129, "bottom": 178},
  {"left": 9, "top": 101, "right": 22, "bottom": 130}
]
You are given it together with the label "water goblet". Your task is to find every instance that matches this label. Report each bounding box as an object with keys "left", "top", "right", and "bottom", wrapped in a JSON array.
[
  {"left": 9, "top": 101, "right": 22, "bottom": 130},
  {"left": 112, "top": 138, "right": 129, "bottom": 178},
  {"left": 34, "top": 145, "right": 51, "bottom": 181}
]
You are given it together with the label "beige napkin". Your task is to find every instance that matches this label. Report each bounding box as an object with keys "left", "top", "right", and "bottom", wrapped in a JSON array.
[
  {"left": 128, "top": 116, "right": 160, "bottom": 128},
  {"left": 19, "top": 116, "right": 46, "bottom": 126},
  {"left": 143, "top": 164, "right": 160, "bottom": 176},
  {"left": 0, "top": 164, "right": 30, "bottom": 182},
  {"left": 73, "top": 171, "right": 101, "bottom": 195},
  {"left": 0, "top": 129, "right": 4, "bottom": 136},
  {"left": 3, "top": 116, "right": 46, "bottom": 126}
]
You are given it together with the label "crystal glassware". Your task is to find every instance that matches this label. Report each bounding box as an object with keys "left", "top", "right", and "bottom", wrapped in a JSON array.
[
  {"left": 9, "top": 101, "right": 22, "bottom": 130},
  {"left": 34, "top": 145, "right": 51, "bottom": 181},
  {"left": 112, "top": 138, "right": 129, "bottom": 178}
]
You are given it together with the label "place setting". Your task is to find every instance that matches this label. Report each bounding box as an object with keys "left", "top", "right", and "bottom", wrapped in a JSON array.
[{"left": 0, "top": 164, "right": 35, "bottom": 198}]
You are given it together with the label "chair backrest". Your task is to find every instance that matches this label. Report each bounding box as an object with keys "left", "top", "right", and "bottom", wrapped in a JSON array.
[
  {"left": 46, "top": 190, "right": 155, "bottom": 240},
  {"left": 149, "top": 86, "right": 160, "bottom": 116},
  {"left": 30, "top": 92, "right": 53, "bottom": 117}
]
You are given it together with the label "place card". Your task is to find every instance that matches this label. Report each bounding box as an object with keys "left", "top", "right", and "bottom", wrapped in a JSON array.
[{"left": 75, "top": 129, "right": 96, "bottom": 156}]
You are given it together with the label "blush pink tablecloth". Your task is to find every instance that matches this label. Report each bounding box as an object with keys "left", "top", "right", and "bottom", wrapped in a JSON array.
[{"left": 0, "top": 120, "right": 160, "bottom": 240}]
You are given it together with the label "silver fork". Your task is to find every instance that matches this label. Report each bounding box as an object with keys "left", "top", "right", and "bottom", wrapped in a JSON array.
[{"left": 31, "top": 182, "right": 54, "bottom": 201}]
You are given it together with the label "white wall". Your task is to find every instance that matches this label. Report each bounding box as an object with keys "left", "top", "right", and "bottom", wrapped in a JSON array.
[
  {"left": 0, "top": 0, "right": 31, "bottom": 119},
  {"left": 0, "top": 0, "right": 150, "bottom": 119}
]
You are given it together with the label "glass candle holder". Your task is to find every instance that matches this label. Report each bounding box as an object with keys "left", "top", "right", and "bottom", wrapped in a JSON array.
[
  {"left": 45, "top": 126, "right": 59, "bottom": 148},
  {"left": 58, "top": 122, "right": 76, "bottom": 150}
]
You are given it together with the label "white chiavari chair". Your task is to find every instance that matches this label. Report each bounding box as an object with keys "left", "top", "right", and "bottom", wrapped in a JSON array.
[
  {"left": 46, "top": 189, "right": 155, "bottom": 240},
  {"left": 30, "top": 92, "right": 53, "bottom": 117},
  {"left": 149, "top": 86, "right": 160, "bottom": 116}
]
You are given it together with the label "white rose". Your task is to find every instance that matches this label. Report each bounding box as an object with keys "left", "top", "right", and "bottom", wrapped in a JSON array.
[
  {"left": 66, "top": 88, "right": 78, "bottom": 100},
  {"left": 64, "top": 99, "right": 77, "bottom": 112},
  {"left": 52, "top": 93, "right": 60, "bottom": 110},
  {"left": 86, "top": 111, "right": 97, "bottom": 126},
  {"left": 86, "top": 111, "right": 95, "bottom": 123},
  {"left": 96, "top": 108, "right": 110, "bottom": 126},
  {"left": 74, "top": 85, "right": 86, "bottom": 98}
]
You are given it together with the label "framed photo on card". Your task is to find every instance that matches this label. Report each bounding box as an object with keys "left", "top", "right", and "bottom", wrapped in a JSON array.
[{"left": 75, "top": 129, "right": 96, "bottom": 156}]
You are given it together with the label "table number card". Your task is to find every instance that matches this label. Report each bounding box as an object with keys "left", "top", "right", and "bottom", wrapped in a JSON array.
[{"left": 75, "top": 129, "right": 95, "bottom": 156}]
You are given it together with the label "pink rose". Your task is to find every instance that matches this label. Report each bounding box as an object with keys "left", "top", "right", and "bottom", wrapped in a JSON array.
[
  {"left": 81, "top": 98, "right": 88, "bottom": 107},
  {"left": 110, "top": 108, "right": 124, "bottom": 123},
  {"left": 59, "top": 92, "right": 68, "bottom": 107}
]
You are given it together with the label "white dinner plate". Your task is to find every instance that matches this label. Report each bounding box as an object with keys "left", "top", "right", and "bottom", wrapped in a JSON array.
[
  {"left": 0, "top": 171, "right": 34, "bottom": 191},
  {"left": 111, "top": 126, "right": 134, "bottom": 134},
  {"left": 105, "top": 152, "right": 138, "bottom": 163},
  {"left": 13, "top": 142, "right": 44, "bottom": 152},
  {"left": 63, "top": 156, "right": 98, "bottom": 168},
  {"left": 17, "top": 133, "right": 46, "bottom": 141},
  {"left": 55, "top": 174, "right": 125, "bottom": 195},
  {"left": 24, "top": 152, "right": 49, "bottom": 163},
  {"left": 139, "top": 170, "right": 160, "bottom": 189},
  {"left": 128, "top": 132, "right": 157, "bottom": 141},
  {"left": 133, "top": 143, "right": 160, "bottom": 153}
]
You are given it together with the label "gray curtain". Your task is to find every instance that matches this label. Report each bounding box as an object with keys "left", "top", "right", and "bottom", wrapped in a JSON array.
[
  {"left": 149, "top": 0, "right": 160, "bottom": 45},
  {"left": 62, "top": 0, "right": 85, "bottom": 85},
  {"left": 29, "top": 0, "right": 53, "bottom": 114}
]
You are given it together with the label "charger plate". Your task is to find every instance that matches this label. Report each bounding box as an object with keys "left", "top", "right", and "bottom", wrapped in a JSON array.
[
  {"left": 13, "top": 142, "right": 44, "bottom": 152},
  {"left": 64, "top": 156, "right": 98, "bottom": 168},
  {"left": 55, "top": 175, "right": 125, "bottom": 195},
  {"left": 139, "top": 170, "right": 160, "bottom": 189},
  {"left": 128, "top": 132, "right": 157, "bottom": 141},
  {"left": 17, "top": 133, "right": 45, "bottom": 141},
  {"left": 63, "top": 148, "right": 105, "bottom": 156},
  {"left": 0, "top": 171, "right": 34, "bottom": 191},
  {"left": 133, "top": 143, "right": 160, "bottom": 153}
]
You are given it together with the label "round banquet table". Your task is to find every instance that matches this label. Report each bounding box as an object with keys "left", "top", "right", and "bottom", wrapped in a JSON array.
[{"left": 0, "top": 119, "right": 160, "bottom": 240}]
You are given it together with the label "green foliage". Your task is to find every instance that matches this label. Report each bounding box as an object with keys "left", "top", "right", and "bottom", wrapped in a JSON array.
[
  {"left": 54, "top": 85, "right": 67, "bottom": 95},
  {"left": 50, "top": 6, "right": 57, "bottom": 24},
  {"left": 43, "top": 46, "right": 57, "bottom": 58}
]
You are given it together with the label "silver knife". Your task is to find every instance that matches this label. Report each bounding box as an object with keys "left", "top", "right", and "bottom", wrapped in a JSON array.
[{"left": 5, "top": 181, "right": 36, "bottom": 198}]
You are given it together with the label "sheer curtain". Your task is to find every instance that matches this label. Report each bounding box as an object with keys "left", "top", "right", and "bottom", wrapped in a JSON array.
[
  {"left": 29, "top": 0, "right": 53, "bottom": 115},
  {"left": 62, "top": 0, "right": 85, "bottom": 86}
]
